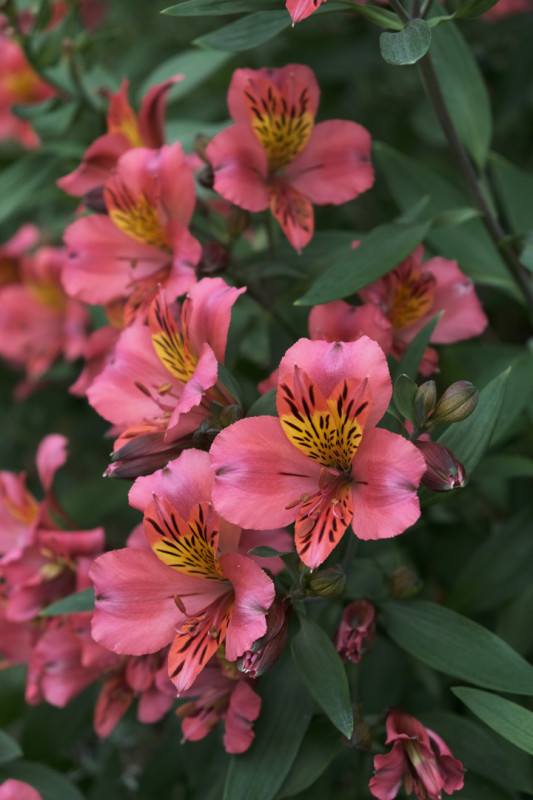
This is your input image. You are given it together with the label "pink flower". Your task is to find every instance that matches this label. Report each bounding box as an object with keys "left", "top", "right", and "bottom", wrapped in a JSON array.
[
  {"left": 206, "top": 65, "right": 373, "bottom": 251},
  {"left": 0, "top": 246, "right": 89, "bottom": 381},
  {"left": 58, "top": 76, "right": 182, "bottom": 198},
  {"left": 90, "top": 450, "right": 276, "bottom": 693},
  {"left": 63, "top": 144, "right": 201, "bottom": 311},
  {"left": 286, "top": 0, "right": 387, "bottom": 24},
  {"left": 483, "top": 0, "right": 532, "bottom": 19},
  {"left": 334, "top": 599, "right": 376, "bottom": 663},
  {"left": 369, "top": 710, "right": 464, "bottom": 800},
  {"left": 211, "top": 337, "right": 426, "bottom": 569},
  {"left": 0, "top": 780, "right": 43, "bottom": 800},
  {"left": 309, "top": 247, "right": 487, "bottom": 375}
]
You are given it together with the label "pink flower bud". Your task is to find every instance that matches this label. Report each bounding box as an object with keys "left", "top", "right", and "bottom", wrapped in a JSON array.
[
  {"left": 334, "top": 599, "right": 376, "bottom": 664},
  {"left": 237, "top": 599, "right": 290, "bottom": 679},
  {"left": 415, "top": 441, "right": 467, "bottom": 492}
]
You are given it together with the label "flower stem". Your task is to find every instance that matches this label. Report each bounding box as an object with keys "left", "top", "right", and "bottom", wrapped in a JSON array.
[
  {"left": 417, "top": 51, "right": 533, "bottom": 317},
  {"left": 388, "top": 0, "right": 411, "bottom": 23}
]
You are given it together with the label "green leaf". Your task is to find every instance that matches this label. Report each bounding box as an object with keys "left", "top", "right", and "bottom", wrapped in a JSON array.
[
  {"left": 40, "top": 587, "right": 95, "bottom": 616},
  {"left": 277, "top": 716, "right": 343, "bottom": 798},
  {"left": 519, "top": 235, "right": 533, "bottom": 272},
  {"left": 295, "top": 221, "right": 430, "bottom": 306},
  {"left": 163, "top": 0, "right": 281, "bottom": 13},
  {"left": 0, "top": 157, "right": 57, "bottom": 225},
  {"left": 0, "top": 731, "right": 22, "bottom": 766},
  {"left": 374, "top": 143, "right": 516, "bottom": 297},
  {"left": 475, "top": 454, "right": 533, "bottom": 479},
  {"left": 223, "top": 657, "right": 314, "bottom": 800},
  {"left": 489, "top": 154, "right": 533, "bottom": 235},
  {"left": 448, "top": 508, "right": 533, "bottom": 614},
  {"left": 453, "top": 688, "right": 533, "bottom": 756},
  {"left": 428, "top": 20, "right": 492, "bottom": 168},
  {"left": 381, "top": 599, "right": 533, "bottom": 694},
  {"left": 437, "top": 367, "right": 509, "bottom": 473},
  {"left": 392, "top": 313, "right": 441, "bottom": 382},
  {"left": 194, "top": 11, "right": 290, "bottom": 51},
  {"left": 380, "top": 19, "right": 431, "bottom": 66},
  {"left": 392, "top": 374, "right": 417, "bottom": 423},
  {"left": 140, "top": 49, "right": 233, "bottom": 101},
  {"left": 248, "top": 546, "right": 288, "bottom": 558},
  {"left": 0, "top": 762, "right": 84, "bottom": 800},
  {"left": 430, "top": 207, "right": 481, "bottom": 228},
  {"left": 247, "top": 389, "right": 278, "bottom": 417},
  {"left": 291, "top": 615, "right": 353, "bottom": 739},
  {"left": 418, "top": 710, "right": 533, "bottom": 794},
  {"left": 455, "top": 0, "right": 500, "bottom": 18},
  {"left": 217, "top": 363, "right": 242, "bottom": 404},
  {"left": 347, "top": 2, "right": 403, "bottom": 29}
]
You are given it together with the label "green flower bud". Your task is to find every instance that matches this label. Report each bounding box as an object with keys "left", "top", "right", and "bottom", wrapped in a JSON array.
[
  {"left": 432, "top": 381, "right": 478, "bottom": 425},
  {"left": 307, "top": 565, "right": 346, "bottom": 598}
]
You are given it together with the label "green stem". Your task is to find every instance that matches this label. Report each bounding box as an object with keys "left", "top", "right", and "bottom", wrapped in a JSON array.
[
  {"left": 388, "top": 0, "right": 411, "bottom": 23},
  {"left": 417, "top": 52, "right": 533, "bottom": 318}
]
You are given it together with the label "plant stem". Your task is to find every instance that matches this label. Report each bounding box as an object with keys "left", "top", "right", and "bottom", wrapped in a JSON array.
[
  {"left": 417, "top": 51, "right": 533, "bottom": 317},
  {"left": 388, "top": 0, "right": 411, "bottom": 23}
]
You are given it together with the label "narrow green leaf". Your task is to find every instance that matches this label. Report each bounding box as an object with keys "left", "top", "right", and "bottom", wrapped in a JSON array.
[
  {"left": 194, "top": 11, "right": 290, "bottom": 52},
  {"left": 291, "top": 615, "right": 353, "bottom": 739},
  {"left": 140, "top": 49, "right": 232, "bottom": 101},
  {"left": 437, "top": 367, "right": 509, "bottom": 473},
  {"left": 455, "top": 0, "right": 500, "bottom": 18},
  {"left": 247, "top": 390, "right": 277, "bottom": 418},
  {"left": 519, "top": 235, "right": 533, "bottom": 272},
  {"left": 392, "top": 313, "right": 441, "bottom": 382},
  {"left": 248, "top": 546, "right": 287, "bottom": 558},
  {"left": 381, "top": 599, "right": 533, "bottom": 694},
  {"left": 217, "top": 363, "right": 242, "bottom": 404},
  {"left": 430, "top": 207, "right": 481, "bottom": 228},
  {"left": 453, "top": 687, "right": 533, "bottom": 756},
  {"left": 489, "top": 154, "right": 533, "bottom": 235},
  {"left": 426, "top": 13, "right": 455, "bottom": 27},
  {"left": 392, "top": 374, "right": 417, "bottom": 423},
  {"left": 277, "top": 716, "right": 343, "bottom": 798},
  {"left": 40, "top": 587, "right": 94, "bottom": 617},
  {"left": 347, "top": 2, "right": 403, "bottom": 29},
  {"left": 374, "top": 143, "right": 516, "bottom": 297},
  {"left": 429, "top": 20, "right": 492, "bottom": 168},
  {"left": 0, "top": 157, "right": 57, "bottom": 225},
  {"left": 0, "top": 732, "right": 22, "bottom": 766},
  {"left": 295, "top": 221, "right": 430, "bottom": 306},
  {"left": 380, "top": 19, "right": 431, "bottom": 66},
  {"left": 418, "top": 710, "right": 533, "bottom": 795},
  {"left": 163, "top": 0, "right": 281, "bottom": 14},
  {"left": 223, "top": 657, "right": 314, "bottom": 800},
  {"left": 0, "top": 762, "right": 84, "bottom": 800}
]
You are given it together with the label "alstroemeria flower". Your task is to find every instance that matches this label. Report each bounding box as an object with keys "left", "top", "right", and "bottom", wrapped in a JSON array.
[
  {"left": 87, "top": 278, "right": 245, "bottom": 476},
  {"left": 90, "top": 450, "right": 276, "bottom": 693},
  {"left": 369, "top": 710, "right": 464, "bottom": 800},
  {"left": 211, "top": 337, "right": 425, "bottom": 569},
  {"left": 309, "top": 246, "right": 487, "bottom": 375},
  {"left": 206, "top": 65, "right": 373, "bottom": 251},
  {"left": 0, "top": 780, "right": 43, "bottom": 800},
  {"left": 334, "top": 599, "right": 376, "bottom": 663},
  {"left": 58, "top": 76, "right": 182, "bottom": 198},
  {"left": 63, "top": 143, "right": 201, "bottom": 312}
]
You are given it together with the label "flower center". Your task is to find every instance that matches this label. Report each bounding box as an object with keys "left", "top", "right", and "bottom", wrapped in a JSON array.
[
  {"left": 149, "top": 294, "right": 198, "bottom": 383},
  {"left": 106, "top": 184, "right": 171, "bottom": 250},
  {"left": 388, "top": 269, "right": 435, "bottom": 332}
]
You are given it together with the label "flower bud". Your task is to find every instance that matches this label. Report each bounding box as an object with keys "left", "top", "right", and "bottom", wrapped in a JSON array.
[
  {"left": 347, "top": 705, "right": 372, "bottom": 750},
  {"left": 306, "top": 565, "right": 346, "bottom": 598},
  {"left": 432, "top": 381, "right": 478, "bottom": 425},
  {"left": 389, "top": 565, "right": 422, "bottom": 598},
  {"left": 334, "top": 599, "right": 376, "bottom": 663},
  {"left": 415, "top": 440, "right": 468, "bottom": 492},
  {"left": 197, "top": 163, "right": 214, "bottom": 190},
  {"left": 194, "top": 133, "right": 211, "bottom": 162},
  {"left": 413, "top": 380, "right": 437, "bottom": 428},
  {"left": 226, "top": 206, "right": 251, "bottom": 239},
  {"left": 197, "top": 241, "right": 229, "bottom": 276},
  {"left": 237, "top": 599, "right": 290, "bottom": 678},
  {"left": 83, "top": 186, "right": 107, "bottom": 214}
]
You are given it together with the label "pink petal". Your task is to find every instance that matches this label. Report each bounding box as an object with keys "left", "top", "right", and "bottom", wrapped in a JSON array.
[
  {"left": 220, "top": 552, "right": 275, "bottom": 661},
  {"left": 227, "top": 65, "right": 320, "bottom": 126},
  {"left": 285, "top": 0, "right": 326, "bottom": 23},
  {"left": 224, "top": 680, "right": 261, "bottom": 754},
  {"left": 0, "top": 780, "right": 43, "bottom": 800},
  {"left": 36, "top": 434, "right": 68, "bottom": 492},
  {"left": 166, "top": 343, "right": 218, "bottom": 431},
  {"left": 309, "top": 301, "right": 393, "bottom": 353},
  {"left": 423, "top": 257, "right": 488, "bottom": 344},
  {"left": 278, "top": 337, "right": 392, "bottom": 428},
  {"left": 139, "top": 76, "right": 184, "bottom": 148},
  {"left": 369, "top": 744, "right": 407, "bottom": 800},
  {"left": 350, "top": 428, "right": 425, "bottom": 540},
  {"left": 269, "top": 179, "right": 314, "bottom": 251},
  {"left": 286, "top": 120, "right": 373, "bottom": 205},
  {"left": 206, "top": 124, "right": 270, "bottom": 212},
  {"left": 56, "top": 132, "right": 128, "bottom": 197},
  {"left": 185, "top": 277, "right": 246, "bottom": 363},
  {"left": 211, "top": 415, "right": 321, "bottom": 529},
  {"left": 129, "top": 449, "right": 214, "bottom": 516}
]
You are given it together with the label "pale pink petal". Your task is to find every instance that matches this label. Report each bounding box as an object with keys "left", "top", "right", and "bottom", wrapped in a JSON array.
[
  {"left": 186, "top": 277, "right": 246, "bottom": 362},
  {"left": 206, "top": 125, "right": 270, "bottom": 212},
  {"left": 286, "top": 120, "right": 374, "bottom": 205},
  {"left": 157, "top": 143, "right": 197, "bottom": 226},
  {"left": 36, "top": 434, "right": 68, "bottom": 492},
  {"left": 423, "top": 257, "right": 488, "bottom": 344},
  {"left": 278, "top": 337, "right": 392, "bottom": 428},
  {"left": 129, "top": 449, "right": 213, "bottom": 516},
  {"left": 137, "top": 684, "right": 175, "bottom": 723},
  {"left": 239, "top": 528, "right": 294, "bottom": 574},
  {"left": 224, "top": 680, "right": 261, "bottom": 754},
  {"left": 166, "top": 344, "right": 218, "bottom": 432},
  {"left": 350, "top": 428, "right": 425, "bottom": 540},
  {"left": 220, "top": 553, "right": 275, "bottom": 661},
  {"left": 211, "top": 416, "right": 321, "bottom": 529}
]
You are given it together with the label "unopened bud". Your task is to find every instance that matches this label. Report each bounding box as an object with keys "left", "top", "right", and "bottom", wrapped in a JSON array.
[
  {"left": 197, "top": 241, "right": 229, "bottom": 276},
  {"left": 214, "top": 403, "right": 244, "bottom": 429},
  {"left": 237, "top": 599, "right": 290, "bottom": 678},
  {"left": 194, "top": 133, "right": 211, "bottom": 162},
  {"left": 389, "top": 565, "right": 422, "bottom": 598},
  {"left": 226, "top": 206, "right": 251, "bottom": 239},
  {"left": 432, "top": 381, "right": 478, "bottom": 425},
  {"left": 415, "top": 440, "right": 468, "bottom": 492},
  {"left": 347, "top": 705, "right": 372, "bottom": 750},
  {"left": 413, "top": 380, "right": 437, "bottom": 428},
  {"left": 84, "top": 186, "right": 107, "bottom": 214},
  {"left": 334, "top": 599, "right": 376, "bottom": 663},
  {"left": 197, "top": 164, "right": 214, "bottom": 190},
  {"left": 307, "top": 565, "right": 346, "bottom": 598}
]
